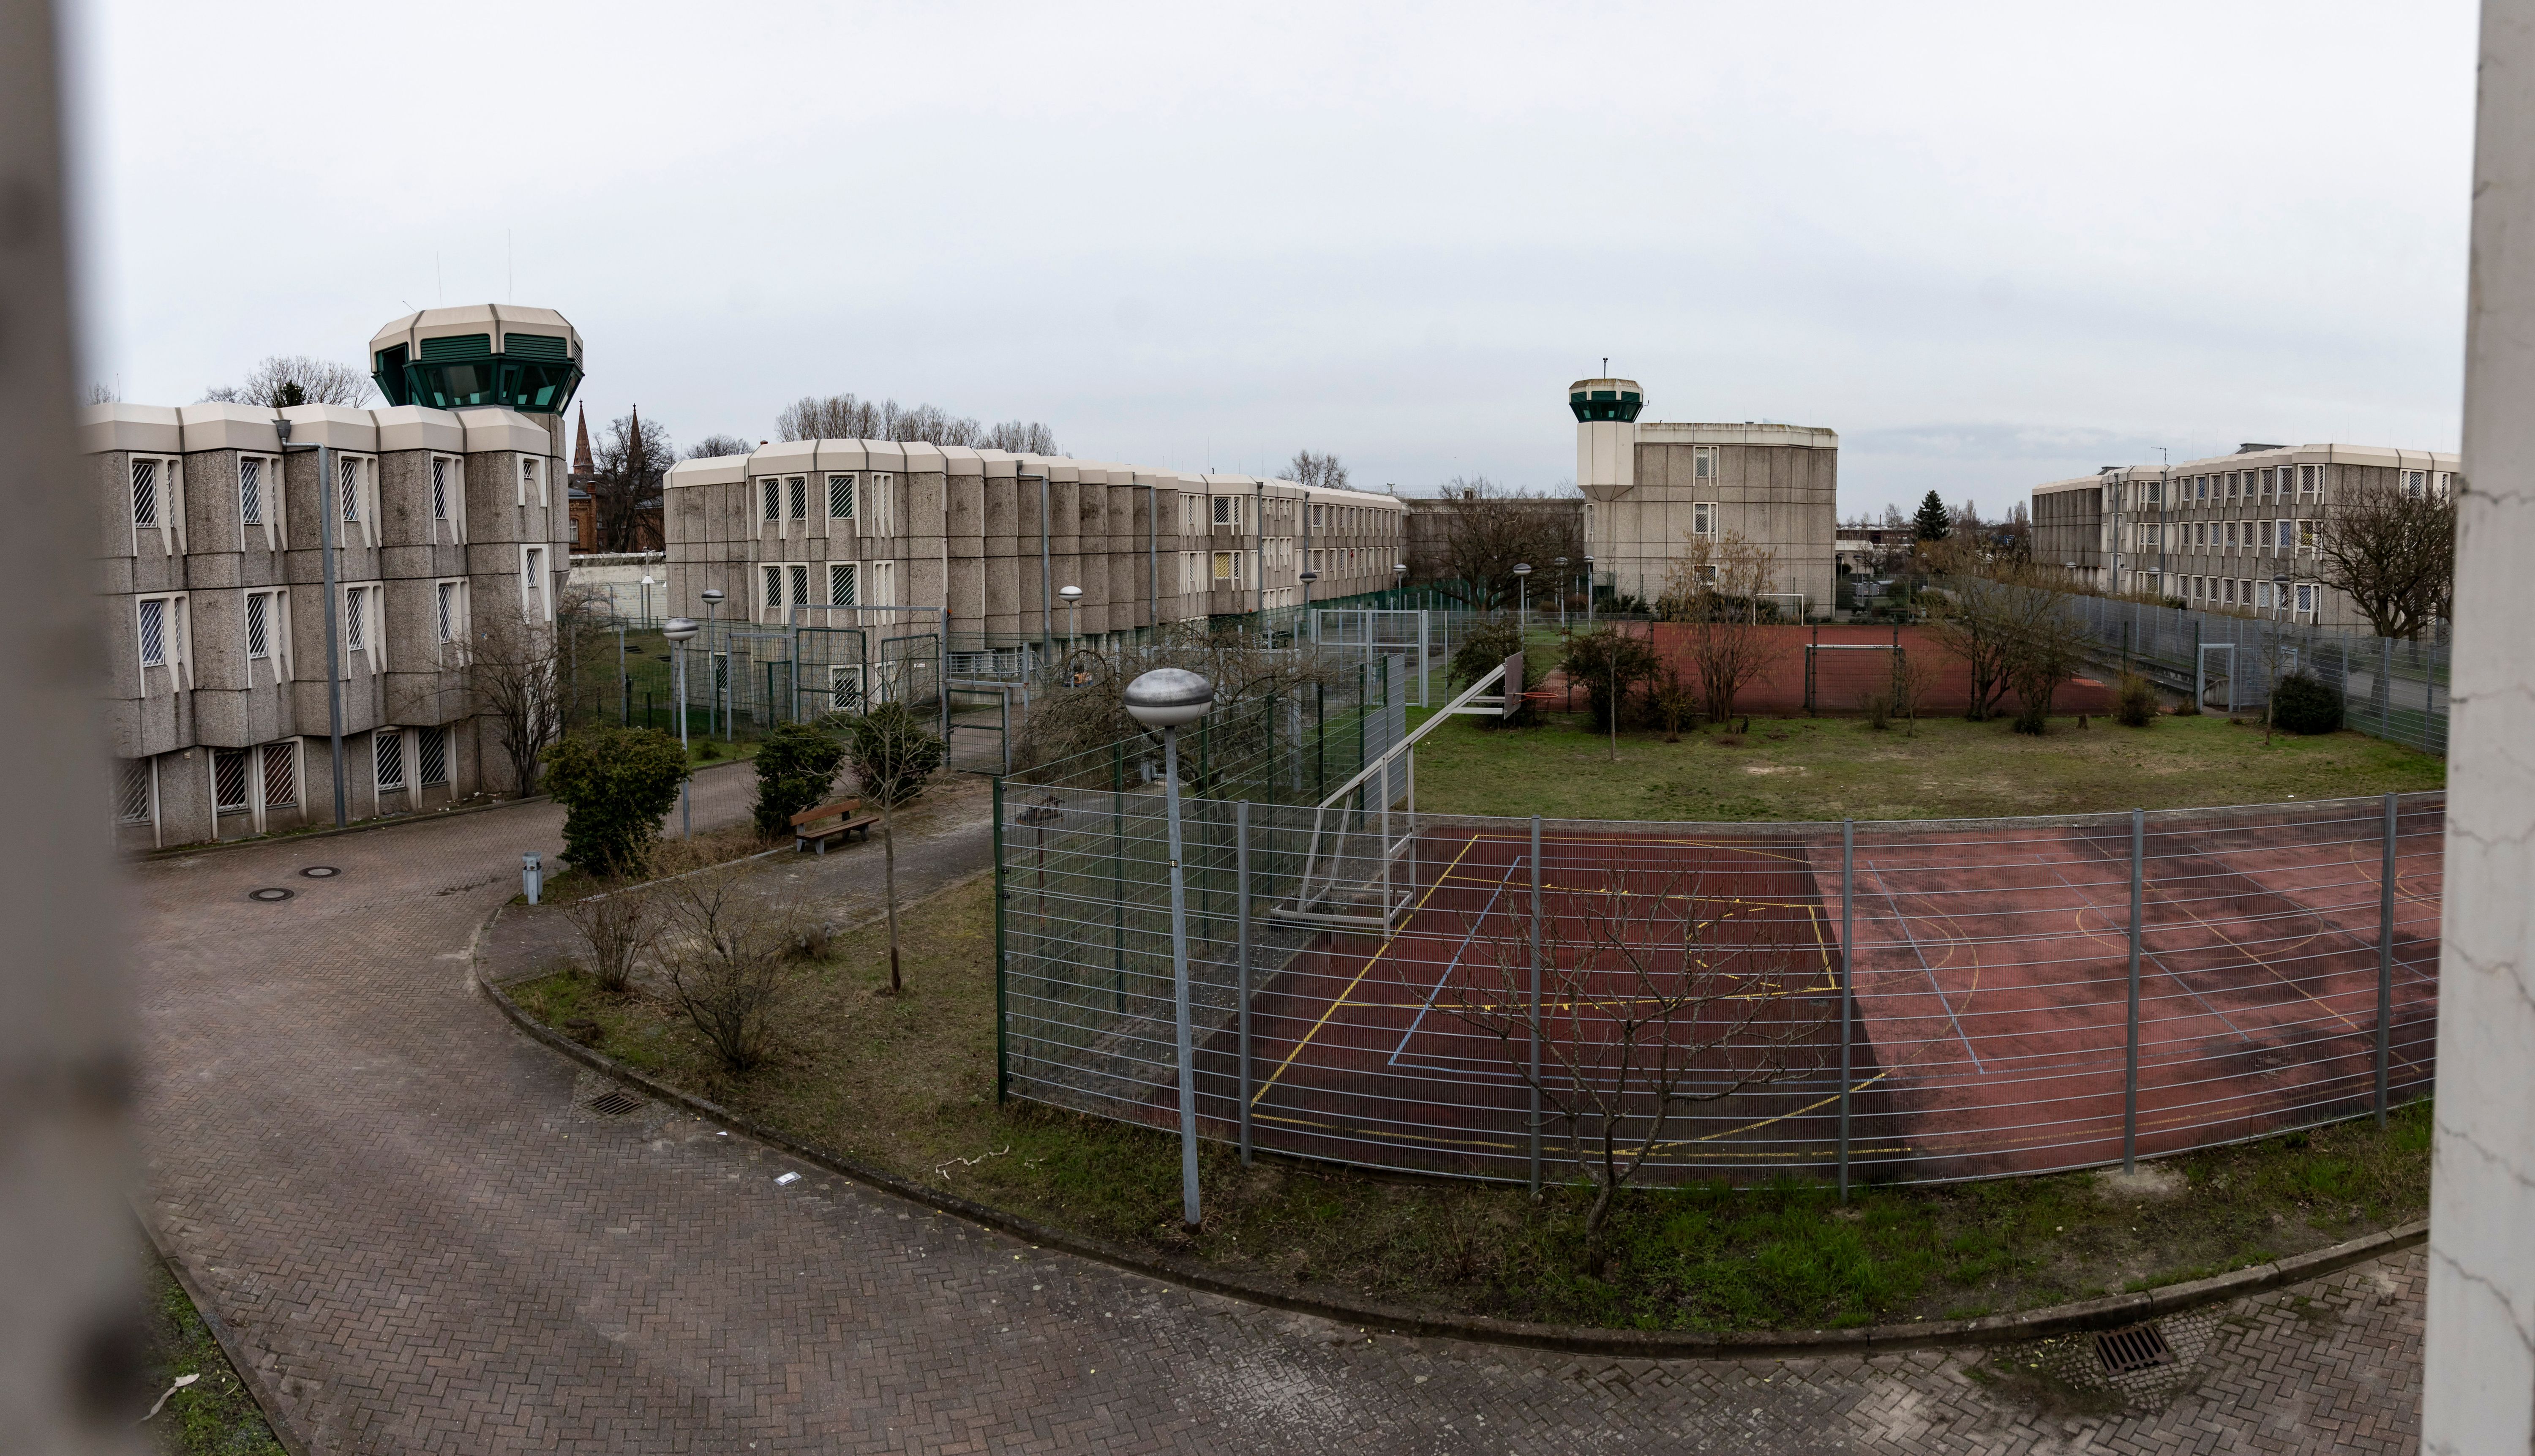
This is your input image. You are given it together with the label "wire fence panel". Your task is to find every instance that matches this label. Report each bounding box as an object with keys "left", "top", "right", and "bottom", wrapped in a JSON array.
[
  {"left": 998, "top": 788, "right": 2442, "bottom": 1189},
  {"left": 2067, "top": 596, "right": 2450, "bottom": 755}
]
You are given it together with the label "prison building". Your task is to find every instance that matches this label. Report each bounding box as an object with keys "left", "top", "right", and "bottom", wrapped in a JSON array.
[
  {"left": 90, "top": 305, "right": 581, "bottom": 849},
  {"left": 658, "top": 446, "right": 1407, "bottom": 650},
  {"left": 1570, "top": 378, "right": 1838, "bottom": 617},
  {"left": 2029, "top": 443, "right": 2457, "bottom": 629}
]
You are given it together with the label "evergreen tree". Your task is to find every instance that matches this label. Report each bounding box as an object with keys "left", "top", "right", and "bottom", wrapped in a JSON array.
[{"left": 1912, "top": 490, "right": 1953, "bottom": 542}]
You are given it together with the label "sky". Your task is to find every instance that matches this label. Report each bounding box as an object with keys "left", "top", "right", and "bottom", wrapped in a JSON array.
[{"left": 63, "top": 1, "right": 2478, "bottom": 519}]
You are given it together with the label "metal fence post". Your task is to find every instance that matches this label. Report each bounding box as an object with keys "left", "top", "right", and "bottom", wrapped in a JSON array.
[
  {"left": 2377, "top": 792, "right": 2397, "bottom": 1128},
  {"left": 2125, "top": 807, "right": 2144, "bottom": 1173},
  {"left": 1529, "top": 813, "right": 1544, "bottom": 1197},
  {"left": 1238, "top": 800, "right": 1254, "bottom": 1164},
  {"left": 1839, "top": 818, "right": 1855, "bottom": 1203},
  {"left": 1111, "top": 743, "right": 1127, "bottom": 1012},
  {"left": 993, "top": 774, "right": 1009, "bottom": 1102},
  {"left": 2381, "top": 632, "right": 2394, "bottom": 739}
]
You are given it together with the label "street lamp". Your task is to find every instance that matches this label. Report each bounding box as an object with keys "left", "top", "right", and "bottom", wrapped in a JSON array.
[
  {"left": 700, "top": 587, "right": 725, "bottom": 737},
  {"left": 1298, "top": 570, "right": 1319, "bottom": 643},
  {"left": 1393, "top": 561, "right": 1408, "bottom": 611},
  {"left": 1584, "top": 555, "right": 1596, "bottom": 627},
  {"left": 1552, "top": 556, "right": 1570, "bottom": 630},
  {"left": 1123, "top": 666, "right": 1215, "bottom": 1231},
  {"left": 1058, "top": 584, "right": 1082, "bottom": 652},
  {"left": 664, "top": 616, "right": 699, "bottom": 837},
  {"left": 1513, "top": 562, "right": 1533, "bottom": 633},
  {"left": 640, "top": 574, "right": 655, "bottom": 625}
]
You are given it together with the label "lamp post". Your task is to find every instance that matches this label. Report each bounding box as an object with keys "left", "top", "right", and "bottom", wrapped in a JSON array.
[
  {"left": 1584, "top": 554, "right": 1596, "bottom": 627},
  {"left": 1393, "top": 561, "right": 1407, "bottom": 611},
  {"left": 640, "top": 574, "right": 654, "bottom": 625},
  {"left": 1058, "top": 584, "right": 1082, "bottom": 653},
  {"left": 1514, "top": 562, "right": 1533, "bottom": 634},
  {"left": 664, "top": 616, "right": 699, "bottom": 837},
  {"left": 1298, "top": 570, "right": 1319, "bottom": 644},
  {"left": 1552, "top": 556, "right": 1570, "bottom": 630},
  {"left": 700, "top": 587, "right": 725, "bottom": 737},
  {"left": 1123, "top": 666, "right": 1216, "bottom": 1231}
]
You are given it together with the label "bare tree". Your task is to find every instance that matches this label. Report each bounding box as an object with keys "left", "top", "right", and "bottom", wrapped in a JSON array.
[
  {"left": 777, "top": 392, "right": 1059, "bottom": 455},
  {"left": 2314, "top": 474, "right": 2456, "bottom": 641},
  {"left": 468, "top": 608, "right": 567, "bottom": 795},
  {"left": 1660, "top": 530, "right": 1781, "bottom": 722},
  {"left": 1448, "top": 862, "right": 1825, "bottom": 1273},
  {"left": 590, "top": 407, "right": 673, "bottom": 553},
  {"left": 83, "top": 382, "right": 115, "bottom": 405},
  {"left": 2002, "top": 588, "right": 2091, "bottom": 735},
  {"left": 1289, "top": 450, "right": 1349, "bottom": 491},
  {"left": 836, "top": 703, "right": 947, "bottom": 995},
  {"left": 201, "top": 355, "right": 377, "bottom": 408},
  {"left": 1417, "top": 477, "right": 1583, "bottom": 611},
  {"left": 1925, "top": 562, "right": 2089, "bottom": 726},
  {"left": 564, "top": 880, "right": 662, "bottom": 994},
  {"left": 1011, "top": 619, "right": 1353, "bottom": 779},
  {"left": 686, "top": 433, "right": 755, "bottom": 459},
  {"left": 655, "top": 858, "right": 798, "bottom": 1071}
]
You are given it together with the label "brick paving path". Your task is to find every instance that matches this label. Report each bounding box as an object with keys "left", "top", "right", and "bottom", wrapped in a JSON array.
[{"left": 133, "top": 769, "right": 2424, "bottom": 1453}]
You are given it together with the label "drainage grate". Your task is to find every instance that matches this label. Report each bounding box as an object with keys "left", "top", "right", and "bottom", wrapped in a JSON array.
[
  {"left": 2094, "top": 1322, "right": 2175, "bottom": 1375},
  {"left": 586, "top": 1088, "right": 644, "bottom": 1118},
  {"left": 300, "top": 865, "right": 340, "bottom": 879}
]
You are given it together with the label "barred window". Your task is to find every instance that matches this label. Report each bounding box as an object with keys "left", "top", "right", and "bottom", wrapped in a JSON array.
[
  {"left": 2295, "top": 583, "right": 2317, "bottom": 614},
  {"left": 1213, "top": 495, "right": 1239, "bottom": 526},
  {"left": 1693, "top": 447, "right": 1716, "bottom": 480},
  {"left": 521, "top": 458, "right": 542, "bottom": 505},
  {"left": 789, "top": 563, "right": 809, "bottom": 605},
  {"left": 762, "top": 478, "right": 781, "bottom": 521},
  {"left": 261, "top": 742, "right": 297, "bottom": 808},
  {"left": 240, "top": 458, "right": 264, "bottom": 526},
  {"left": 827, "top": 473, "right": 856, "bottom": 519},
  {"left": 246, "top": 591, "right": 269, "bottom": 659},
  {"left": 340, "top": 456, "right": 360, "bottom": 522},
  {"left": 763, "top": 564, "right": 782, "bottom": 608},
  {"left": 1691, "top": 502, "right": 1715, "bottom": 537},
  {"left": 213, "top": 749, "right": 250, "bottom": 813},
  {"left": 138, "top": 598, "right": 167, "bottom": 666},
  {"left": 830, "top": 665, "right": 864, "bottom": 713},
  {"left": 417, "top": 726, "right": 448, "bottom": 787},
  {"left": 436, "top": 581, "right": 458, "bottom": 642},
  {"left": 374, "top": 729, "right": 405, "bottom": 791},
  {"left": 431, "top": 457, "right": 450, "bottom": 519},
  {"left": 346, "top": 586, "right": 367, "bottom": 651},
  {"left": 132, "top": 459, "right": 159, "bottom": 527},
  {"left": 829, "top": 562, "right": 857, "bottom": 605},
  {"left": 788, "top": 475, "right": 807, "bottom": 520},
  {"left": 115, "top": 760, "right": 153, "bottom": 824}
]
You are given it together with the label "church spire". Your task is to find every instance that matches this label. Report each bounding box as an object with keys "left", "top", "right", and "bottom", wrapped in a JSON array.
[{"left": 572, "top": 404, "right": 594, "bottom": 477}]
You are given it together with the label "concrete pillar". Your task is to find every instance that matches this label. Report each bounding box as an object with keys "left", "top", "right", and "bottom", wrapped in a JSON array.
[{"left": 2426, "top": 5, "right": 2535, "bottom": 1449}]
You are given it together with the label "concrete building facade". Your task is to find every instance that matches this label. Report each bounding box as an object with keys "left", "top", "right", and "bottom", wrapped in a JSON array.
[
  {"left": 2029, "top": 442, "right": 2456, "bottom": 631},
  {"left": 1570, "top": 379, "right": 1838, "bottom": 617},
  {"left": 92, "top": 306, "right": 579, "bottom": 849},
  {"left": 658, "top": 446, "right": 1407, "bottom": 649}
]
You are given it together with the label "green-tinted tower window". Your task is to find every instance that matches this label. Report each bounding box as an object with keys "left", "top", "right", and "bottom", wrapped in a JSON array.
[
  {"left": 374, "top": 332, "right": 582, "bottom": 415},
  {"left": 1568, "top": 387, "right": 1644, "bottom": 423}
]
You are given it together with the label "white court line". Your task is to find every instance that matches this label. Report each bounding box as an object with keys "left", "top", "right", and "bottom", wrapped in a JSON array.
[
  {"left": 1387, "top": 852, "right": 1525, "bottom": 1072},
  {"left": 1860, "top": 856, "right": 1986, "bottom": 1074}
]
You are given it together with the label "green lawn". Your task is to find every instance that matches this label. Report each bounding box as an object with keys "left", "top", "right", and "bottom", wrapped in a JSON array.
[
  {"left": 1404, "top": 710, "right": 2443, "bottom": 823},
  {"left": 512, "top": 874, "right": 2431, "bottom": 1335}
]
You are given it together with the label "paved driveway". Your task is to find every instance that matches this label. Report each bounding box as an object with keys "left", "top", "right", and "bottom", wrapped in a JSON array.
[{"left": 132, "top": 768, "right": 2423, "bottom": 1453}]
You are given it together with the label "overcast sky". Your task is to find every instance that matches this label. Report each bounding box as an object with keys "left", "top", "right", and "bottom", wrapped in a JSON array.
[{"left": 65, "top": 1, "right": 2477, "bottom": 517}]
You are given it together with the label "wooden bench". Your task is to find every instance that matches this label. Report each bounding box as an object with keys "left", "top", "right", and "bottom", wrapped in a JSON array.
[{"left": 791, "top": 797, "right": 880, "bottom": 854}]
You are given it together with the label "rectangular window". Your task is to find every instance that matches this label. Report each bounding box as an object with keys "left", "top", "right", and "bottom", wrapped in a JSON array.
[
  {"left": 1309, "top": 503, "right": 1325, "bottom": 529},
  {"left": 132, "top": 458, "right": 159, "bottom": 527},
  {"left": 417, "top": 727, "right": 448, "bottom": 787},
  {"left": 1213, "top": 495, "right": 1240, "bottom": 527},
  {"left": 2257, "top": 581, "right": 2274, "bottom": 610},
  {"left": 2222, "top": 578, "right": 2237, "bottom": 605},
  {"left": 1691, "top": 502, "right": 1716, "bottom": 537},
  {"left": 2295, "top": 583, "right": 2317, "bottom": 615},
  {"left": 788, "top": 475, "right": 807, "bottom": 520},
  {"left": 246, "top": 591, "right": 270, "bottom": 659},
  {"left": 2404, "top": 470, "right": 2426, "bottom": 499},
  {"left": 341, "top": 456, "right": 360, "bottom": 522},
  {"left": 2299, "top": 464, "right": 2320, "bottom": 500},
  {"left": 116, "top": 760, "right": 153, "bottom": 823},
  {"left": 345, "top": 586, "right": 367, "bottom": 651},
  {"left": 789, "top": 563, "right": 809, "bottom": 605},
  {"left": 826, "top": 473, "right": 855, "bottom": 518},
  {"left": 138, "top": 597, "right": 167, "bottom": 666},
  {"left": 521, "top": 457, "right": 543, "bottom": 507},
  {"left": 262, "top": 742, "right": 298, "bottom": 807},
  {"left": 1213, "top": 551, "right": 1235, "bottom": 581},
  {"left": 828, "top": 562, "right": 856, "bottom": 605},
  {"left": 2296, "top": 519, "right": 2316, "bottom": 552},
  {"left": 431, "top": 457, "right": 450, "bottom": 520},
  {"left": 213, "top": 749, "right": 250, "bottom": 813},
  {"left": 1693, "top": 447, "right": 1716, "bottom": 480},
  {"left": 436, "top": 581, "right": 458, "bottom": 642},
  {"left": 763, "top": 564, "right": 782, "bottom": 608},
  {"left": 523, "top": 547, "right": 546, "bottom": 620},
  {"left": 864, "top": 474, "right": 894, "bottom": 534},
  {"left": 375, "top": 729, "right": 406, "bottom": 792},
  {"left": 240, "top": 457, "right": 264, "bottom": 526},
  {"left": 829, "top": 665, "right": 864, "bottom": 713},
  {"left": 2225, "top": 521, "right": 2237, "bottom": 548}
]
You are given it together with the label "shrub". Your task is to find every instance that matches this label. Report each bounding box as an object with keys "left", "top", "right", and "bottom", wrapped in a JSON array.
[
  {"left": 564, "top": 882, "right": 660, "bottom": 993},
  {"left": 842, "top": 701, "right": 947, "bottom": 806},
  {"left": 2270, "top": 671, "right": 2344, "bottom": 735},
  {"left": 751, "top": 721, "right": 847, "bottom": 839},
  {"left": 1857, "top": 691, "right": 1892, "bottom": 731},
  {"left": 542, "top": 725, "right": 689, "bottom": 877},
  {"left": 656, "top": 861, "right": 794, "bottom": 1072},
  {"left": 2114, "top": 672, "right": 2157, "bottom": 728},
  {"left": 1447, "top": 619, "right": 1542, "bottom": 727},
  {"left": 1561, "top": 627, "right": 1661, "bottom": 732}
]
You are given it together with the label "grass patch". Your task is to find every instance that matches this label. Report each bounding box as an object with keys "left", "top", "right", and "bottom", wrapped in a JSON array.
[
  {"left": 1404, "top": 710, "right": 2442, "bottom": 822},
  {"left": 140, "top": 1248, "right": 285, "bottom": 1455},
  {"left": 511, "top": 875, "right": 2431, "bottom": 1334}
]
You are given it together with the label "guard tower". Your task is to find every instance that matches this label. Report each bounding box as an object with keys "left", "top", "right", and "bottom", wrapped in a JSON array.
[
  {"left": 1571, "top": 376, "right": 1644, "bottom": 502},
  {"left": 369, "top": 305, "right": 585, "bottom": 417}
]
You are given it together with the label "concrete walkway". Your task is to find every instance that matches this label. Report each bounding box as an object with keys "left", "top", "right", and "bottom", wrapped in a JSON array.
[{"left": 134, "top": 765, "right": 2424, "bottom": 1453}]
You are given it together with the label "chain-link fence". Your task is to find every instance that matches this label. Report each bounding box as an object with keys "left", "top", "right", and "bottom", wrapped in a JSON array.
[{"left": 996, "top": 781, "right": 2441, "bottom": 1189}]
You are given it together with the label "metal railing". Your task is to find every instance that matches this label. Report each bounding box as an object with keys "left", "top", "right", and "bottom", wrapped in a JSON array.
[{"left": 995, "top": 786, "right": 2441, "bottom": 1189}]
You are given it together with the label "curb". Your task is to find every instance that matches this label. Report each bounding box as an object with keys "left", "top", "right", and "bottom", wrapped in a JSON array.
[
  {"left": 131, "top": 1200, "right": 318, "bottom": 1456},
  {"left": 474, "top": 911, "right": 2427, "bottom": 1359},
  {"left": 142, "top": 756, "right": 759, "bottom": 862}
]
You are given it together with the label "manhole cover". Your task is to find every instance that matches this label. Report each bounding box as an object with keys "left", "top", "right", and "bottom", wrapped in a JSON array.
[
  {"left": 300, "top": 865, "right": 340, "bottom": 879},
  {"left": 586, "top": 1089, "right": 644, "bottom": 1118},
  {"left": 2095, "top": 1322, "right": 2174, "bottom": 1375},
  {"left": 247, "top": 887, "right": 294, "bottom": 903}
]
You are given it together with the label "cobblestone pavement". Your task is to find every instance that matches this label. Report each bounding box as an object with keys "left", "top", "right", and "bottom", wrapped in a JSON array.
[{"left": 133, "top": 769, "right": 2424, "bottom": 1453}]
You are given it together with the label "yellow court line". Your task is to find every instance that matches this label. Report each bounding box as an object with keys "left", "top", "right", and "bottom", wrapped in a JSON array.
[
  {"left": 1658, "top": 1069, "right": 1895, "bottom": 1149},
  {"left": 1251, "top": 832, "right": 1486, "bottom": 1104}
]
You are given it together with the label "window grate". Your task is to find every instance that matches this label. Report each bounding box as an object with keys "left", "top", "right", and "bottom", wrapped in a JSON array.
[
  {"left": 432, "top": 458, "right": 449, "bottom": 520},
  {"left": 788, "top": 475, "right": 807, "bottom": 520},
  {"left": 763, "top": 565, "right": 782, "bottom": 608},
  {"left": 240, "top": 458, "right": 263, "bottom": 526},
  {"left": 2093, "top": 1323, "right": 2173, "bottom": 1376},
  {"left": 829, "top": 562, "right": 856, "bottom": 606},
  {"left": 587, "top": 1088, "right": 643, "bottom": 1117},
  {"left": 417, "top": 726, "right": 448, "bottom": 787},
  {"left": 115, "top": 760, "right": 152, "bottom": 823},
  {"left": 340, "top": 457, "right": 360, "bottom": 522},
  {"left": 346, "top": 587, "right": 367, "bottom": 651},
  {"left": 374, "top": 729, "right": 406, "bottom": 791},
  {"left": 762, "top": 478, "right": 781, "bottom": 521},
  {"left": 132, "top": 459, "right": 159, "bottom": 527},
  {"left": 213, "top": 749, "right": 251, "bottom": 813},
  {"left": 789, "top": 564, "right": 809, "bottom": 606},
  {"left": 827, "top": 473, "right": 855, "bottom": 518},
  {"left": 139, "top": 598, "right": 167, "bottom": 666},
  {"left": 262, "top": 742, "right": 297, "bottom": 808},
  {"left": 830, "top": 665, "right": 864, "bottom": 712},
  {"left": 437, "top": 581, "right": 457, "bottom": 642},
  {"left": 246, "top": 592, "right": 270, "bottom": 659}
]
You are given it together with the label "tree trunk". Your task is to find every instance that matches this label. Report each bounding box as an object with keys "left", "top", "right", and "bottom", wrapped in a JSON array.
[{"left": 882, "top": 796, "right": 902, "bottom": 994}]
